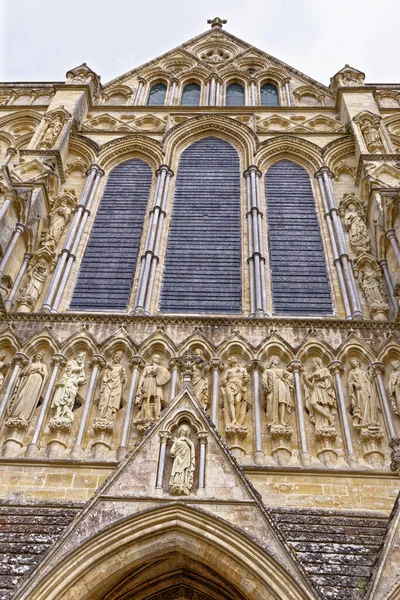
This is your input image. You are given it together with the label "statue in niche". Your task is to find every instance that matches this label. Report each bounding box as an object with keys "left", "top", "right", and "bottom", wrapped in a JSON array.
[
  {"left": 348, "top": 359, "right": 379, "bottom": 428},
  {"left": 95, "top": 351, "right": 126, "bottom": 423},
  {"left": 16, "top": 258, "right": 49, "bottom": 311},
  {"left": 343, "top": 202, "right": 371, "bottom": 255},
  {"left": 40, "top": 116, "right": 64, "bottom": 149},
  {"left": 169, "top": 424, "right": 195, "bottom": 496},
  {"left": 221, "top": 356, "right": 250, "bottom": 432},
  {"left": 389, "top": 360, "right": 400, "bottom": 416},
  {"left": 192, "top": 348, "right": 209, "bottom": 409},
  {"left": 6, "top": 352, "right": 48, "bottom": 426},
  {"left": 43, "top": 198, "right": 72, "bottom": 249},
  {"left": 304, "top": 358, "right": 337, "bottom": 431},
  {"left": 135, "top": 354, "right": 170, "bottom": 423},
  {"left": 262, "top": 355, "right": 294, "bottom": 428},
  {"left": 360, "top": 120, "right": 384, "bottom": 153},
  {"left": 0, "top": 351, "right": 10, "bottom": 390},
  {"left": 50, "top": 353, "right": 86, "bottom": 426},
  {"left": 359, "top": 263, "right": 388, "bottom": 315}
]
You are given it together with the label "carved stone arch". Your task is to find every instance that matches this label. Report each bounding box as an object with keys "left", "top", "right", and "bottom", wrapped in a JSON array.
[
  {"left": 163, "top": 114, "right": 257, "bottom": 167},
  {"left": 377, "top": 339, "right": 400, "bottom": 364},
  {"left": 217, "top": 333, "right": 253, "bottom": 363},
  {"left": 137, "top": 329, "right": 176, "bottom": 362},
  {"left": 163, "top": 404, "right": 204, "bottom": 435},
  {"left": 256, "top": 135, "right": 323, "bottom": 174},
  {"left": 323, "top": 137, "right": 356, "bottom": 173},
  {"left": 383, "top": 113, "right": 400, "bottom": 136},
  {"left": 257, "top": 333, "right": 295, "bottom": 364},
  {"left": 60, "top": 330, "right": 98, "bottom": 360},
  {"left": 178, "top": 331, "right": 216, "bottom": 359},
  {"left": 296, "top": 336, "right": 335, "bottom": 364},
  {"left": 98, "top": 134, "right": 163, "bottom": 172},
  {"left": 69, "top": 133, "right": 99, "bottom": 166},
  {"left": 0, "top": 326, "right": 21, "bottom": 356},
  {"left": 101, "top": 85, "right": 132, "bottom": 104},
  {"left": 0, "top": 110, "right": 42, "bottom": 138},
  {"left": 13, "top": 132, "right": 34, "bottom": 151},
  {"left": 100, "top": 333, "right": 136, "bottom": 362},
  {"left": 12, "top": 503, "right": 311, "bottom": 600},
  {"left": 223, "top": 70, "right": 251, "bottom": 85},
  {"left": 293, "top": 85, "right": 325, "bottom": 105},
  {"left": 337, "top": 334, "right": 376, "bottom": 365},
  {"left": 0, "top": 130, "right": 15, "bottom": 148}
]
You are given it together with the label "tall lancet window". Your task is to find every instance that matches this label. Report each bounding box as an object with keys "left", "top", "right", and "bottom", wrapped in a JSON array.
[
  {"left": 70, "top": 159, "right": 152, "bottom": 311},
  {"left": 226, "top": 83, "right": 245, "bottom": 106},
  {"left": 160, "top": 137, "right": 242, "bottom": 313},
  {"left": 260, "top": 83, "right": 279, "bottom": 106},
  {"left": 181, "top": 83, "right": 201, "bottom": 105},
  {"left": 147, "top": 83, "right": 167, "bottom": 105},
  {"left": 265, "top": 160, "right": 332, "bottom": 315}
]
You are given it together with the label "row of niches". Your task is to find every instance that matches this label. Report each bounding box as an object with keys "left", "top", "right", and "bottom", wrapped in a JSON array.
[{"left": 0, "top": 338, "right": 399, "bottom": 470}]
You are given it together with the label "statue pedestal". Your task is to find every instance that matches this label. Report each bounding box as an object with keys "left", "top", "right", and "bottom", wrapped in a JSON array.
[
  {"left": 270, "top": 425, "right": 292, "bottom": 466},
  {"left": 25, "top": 443, "right": 40, "bottom": 458},
  {"left": 46, "top": 418, "right": 71, "bottom": 459},
  {"left": 92, "top": 419, "right": 113, "bottom": 459},
  {"left": 316, "top": 427, "right": 338, "bottom": 468},
  {"left": 225, "top": 426, "right": 247, "bottom": 459},
  {"left": 360, "top": 426, "right": 384, "bottom": 468},
  {"left": 134, "top": 418, "right": 155, "bottom": 435},
  {"left": 2, "top": 419, "right": 28, "bottom": 457},
  {"left": 370, "top": 306, "right": 389, "bottom": 321}
]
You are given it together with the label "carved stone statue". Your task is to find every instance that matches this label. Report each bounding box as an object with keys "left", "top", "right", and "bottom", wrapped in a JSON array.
[
  {"left": 262, "top": 356, "right": 294, "bottom": 427},
  {"left": 50, "top": 353, "right": 86, "bottom": 426},
  {"left": 169, "top": 424, "right": 195, "bottom": 495},
  {"left": 304, "top": 358, "right": 337, "bottom": 431},
  {"left": 0, "top": 351, "right": 9, "bottom": 390},
  {"left": 343, "top": 202, "right": 371, "bottom": 255},
  {"left": 361, "top": 121, "right": 384, "bottom": 153},
  {"left": 16, "top": 258, "right": 49, "bottom": 312},
  {"left": 389, "top": 360, "right": 400, "bottom": 416},
  {"left": 221, "top": 356, "right": 250, "bottom": 431},
  {"left": 44, "top": 199, "right": 72, "bottom": 248},
  {"left": 359, "top": 263, "right": 389, "bottom": 318},
  {"left": 348, "top": 359, "right": 379, "bottom": 428},
  {"left": 96, "top": 351, "right": 126, "bottom": 422},
  {"left": 6, "top": 352, "right": 48, "bottom": 426},
  {"left": 135, "top": 354, "right": 170, "bottom": 423},
  {"left": 40, "top": 116, "right": 64, "bottom": 149},
  {"left": 192, "top": 348, "right": 209, "bottom": 409}
]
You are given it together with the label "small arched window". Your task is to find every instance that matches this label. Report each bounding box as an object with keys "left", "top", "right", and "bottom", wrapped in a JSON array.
[
  {"left": 181, "top": 83, "right": 201, "bottom": 106},
  {"left": 147, "top": 83, "right": 167, "bottom": 106},
  {"left": 226, "top": 83, "right": 245, "bottom": 106},
  {"left": 260, "top": 83, "right": 279, "bottom": 106}
]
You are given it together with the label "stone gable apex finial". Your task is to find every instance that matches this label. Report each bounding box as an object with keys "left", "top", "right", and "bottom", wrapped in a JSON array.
[{"left": 207, "top": 17, "right": 227, "bottom": 30}]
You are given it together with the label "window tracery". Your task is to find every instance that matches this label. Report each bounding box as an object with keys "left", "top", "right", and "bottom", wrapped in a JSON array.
[{"left": 147, "top": 83, "right": 167, "bottom": 106}]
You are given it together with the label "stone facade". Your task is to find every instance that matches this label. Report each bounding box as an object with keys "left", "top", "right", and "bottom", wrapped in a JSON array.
[{"left": 0, "top": 17, "right": 400, "bottom": 600}]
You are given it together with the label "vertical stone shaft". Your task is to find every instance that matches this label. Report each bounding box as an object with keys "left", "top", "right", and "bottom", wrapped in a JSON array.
[
  {"left": 0, "top": 353, "right": 29, "bottom": 424},
  {"left": 198, "top": 432, "right": 208, "bottom": 490},
  {"left": 247, "top": 359, "right": 265, "bottom": 465},
  {"left": 288, "top": 360, "right": 311, "bottom": 468},
  {"left": 4, "top": 253, "right": 31, "bottom": 310},
  {"left": 117, "top": 356, "right": 145, "bottom": 460},
  {"left": 371, "top": 362, "right": 396, "bottom": 439},
  {"left": 329, "top": 361, "right": 358, "bottom": 467},
  {"left": 0, "top": 223, "right": 26, "bottom": 279},
  {"left": 210, "top": 358, "right": 224, "bottom": 427},
  {"left": 386, "top": 230, "right": 400, "bottom": 268},
  {"left": 379, "top": 259, "right": 398, "bottom": 311},
  {"left": 156, "top": 431, "right": 171, "bottom": 489}
]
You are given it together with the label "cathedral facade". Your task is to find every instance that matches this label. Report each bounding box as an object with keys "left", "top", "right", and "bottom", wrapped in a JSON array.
[{"left": 0, "top": 17, "right": 400, "bottom": 600}]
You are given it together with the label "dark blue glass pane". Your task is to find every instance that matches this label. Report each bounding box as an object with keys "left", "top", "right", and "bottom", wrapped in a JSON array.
[
  {"left": 226, "top": 83, "right": 245, "bottom": 106},
  {"left": 261, "top": 84, "right": 279, "bottom": 106},
  {"left": 147, "top": 83, "right": 167, "bottom": 106},
  {"left": 181, "top": 83, "right": 201, "bottom": 106}
]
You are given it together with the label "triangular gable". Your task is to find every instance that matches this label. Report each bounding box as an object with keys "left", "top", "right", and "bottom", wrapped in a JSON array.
[{"left": 13, "top": 386, "right": 319, "bottom": 600}]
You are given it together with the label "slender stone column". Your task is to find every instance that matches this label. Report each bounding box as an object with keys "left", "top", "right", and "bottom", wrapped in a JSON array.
[
  {"left": 0, "top": 189, "right": 17, "bottom": 224},
  {"left": 0, "top": 147, "right": 17, "bottom": 169},
  {"left": 25, "top": 354, "right": 67, "bottom": 457},
  {"left": 209, "top": 77, "right": 216, "bottom": 106},
  {"left": 371, "top": 362, "right": 397, "bottom": 439},
  {"left": 155, "top": 430, "right": 171, "bottom": 493},
  {"left": 215, "top": 79, "right": 221, "bottom": 106},
  {"left": 329, "top": 361, "right": 358, "bottom": 468},
  {"left": 386, "top": 230, "right": 400, "bottom": 268},
  {"left": 247, "top": 359, "right": 265, "bottom": 465},
  {"left": 0, "top": 353, "right": 29, "bottom": 424},
  {"left": 70, "top": 355, "right": 105, "bottom": 459},
  {"left": 197, "top": 432, "right": 208, "bottom": 496},
  {"left": 288, "top": 360, "right": 311, "bottom": 468},
  {"left": 4, "top": 252, "right": 31, "bottom": 310},
  {"left": 210, "top": 358, "right": 224, "bottom": 427},
  {"left": 250, "top": 80, "right": 257, "bottom": 106},
  {"left": 0, "top": 223, "right": 26, "bottom": 279},
  {"left": 169, "top": 358, "right": 180, "bottom": 402},
  {"left": 283, "top": 78, "right": 292, "bottom": 107},
  {"left": 168, "top": 79, "right": 177, "bottom": 105},
  {"left": 116, "top": 355, "right": 145, "bottom": 461},
  {"left": 380, "top": 259, "right": 398, "bottom": 311},
  {"left": 133, "top": 78, "right": 145, "bottom": 105}
]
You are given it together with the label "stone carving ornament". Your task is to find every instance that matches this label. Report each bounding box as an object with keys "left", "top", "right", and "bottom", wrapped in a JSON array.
[
  {"left": 6, "top": 352, "right": 48, "bottom": 427},
  {"left": 169, "top": 424, "right": 195, "bottom": 496},
  {"left": 304, "top": 358, "right": 337, "bottom": 432},
  {"left": 221, "top": 356, "right": 250, "bottom": 433},
  {"left": 262, "top": 355, "right": 294, "bottom": 428},
  {"left": 49, "top": 352, "right": 86, "bottom": 428},
  {"left": 39, "top": 115, "right": 64, "bottom": 149},
  {"left": 95, "top": 351, "right": 126, "bottom": 423},
  {"left": 340, "top": 195, "right": 371, "bottom": 255},
  {"left": 358, "top": 262, "right": 389, "bottom": 320},
  {"left": 42, "top": 197, "right": 73, "bottom": 250},
  {"left": 135, "top": 354, "right": 170, "bottom": 429},
  {"left": 353, "top": 112, "right": 385, "bottom": 154},
  {"left": 192, "top": 348, "right": 209, "bottom": 409},
  {"left": 389, "top": 360, "right": 400, "bottom": 416},
  {"left": 16, "top": 258, "right": 49, "bottom": 312},
  {"left": 0, "top": 351, "right": 10, "bottom": 390},
  {"left": 348, "top": 360, "right": 379, "bottom": 428}
]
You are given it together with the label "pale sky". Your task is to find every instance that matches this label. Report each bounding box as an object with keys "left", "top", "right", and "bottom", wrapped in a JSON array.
[{"left": 0, "top": 0, "right": 399, "bottom": 86}]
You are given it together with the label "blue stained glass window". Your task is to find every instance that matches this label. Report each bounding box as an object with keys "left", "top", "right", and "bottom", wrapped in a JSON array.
[
  {"left": 181, "top": 83, "right": 201, "bottom": 105},
  {"left": 147, "top": 83, "right": 167, "bottom": 106},
  {"left": 226, "top": 83, "right": 245, "bottom": 106},
  {"left": 260, "top": 83, "right": 279, "bottom": 106}
]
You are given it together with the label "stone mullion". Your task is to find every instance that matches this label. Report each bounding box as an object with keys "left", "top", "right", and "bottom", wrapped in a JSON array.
[
  {"left": 42, "top": 164, "right": 104, "bottom": 311},
  {"left": 371, "top": 362, "right": 397, "bottom": 439},
  {"left": 283, "top": 78, "right": 292, "bottom": 107},
  {"left": 210, "top": 358, "right": 224, "bottom": 426},
  {"left": 288, "top": 360, "right": 311, "bottom": 468},
  {"left": 0, "top": 353, "right": 30, "bottom": 425},
  {"left": 0, "top": 223, "right": 26, "bottom": 280},
  {"left": 329, "top": 361, "right": 358, "bottom": 468},
  {"left": 247, "top": 359, "right": 264, "bottom": 465},
  {"left": 197, "top": 432, "right": 208, "bottom": 495},
  {"left": 25, "top": 354, "right": 67, "bottom": 458},
  {"left": 379, "top": 259, "right": 398, "bottom": 311},
  {"left": 70, "top": 355, "right": 105, "bottom": 459},
  {"left": 133, "top": 79, "right": 145, "bottom": 105},
  {"left": 117, "top": 356, "right": 145, "bottom": 460},
  {"left": 156, "top": 431, "right": 171, "bottom": 492},
  {"left": 4, "top": 252, "right": 31, "bottom": 311}
]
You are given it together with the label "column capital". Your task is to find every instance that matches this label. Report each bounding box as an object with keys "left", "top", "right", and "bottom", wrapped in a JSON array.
[
  {"left": 389, "top": 437, "right": 400, "bottom": 472},
  {"left": 86, "top": 164, "right": 105, "bottom": 178},
  {"left": 385, "top": 229, "right": 396, "bottom": 240},
  {"left": 156, "top": 164, "right": 174, "bottom": 178},
  {"left": 197, "top": 431, "right": 208, "bottom": 443},
  {"left": 243, "top": 165, "right": 262, "bottom": 179},
  {"left": 379, "top": 258, "right": 388, "bottom": 268},
  {"left": 159, "top": 430, "right": 172, "bottom": 443},
  {"left": 138, "top": 77, "right": 146, "bottom": 84},
  {"left": 51, "top": 353, "right": 67, "bottom": 368},
  {"left": 210, "top": 357, "right": 224, "bottom": 372},
  {"left": 246, "top": 358, "right": 264, "bottom": 374},
  {"left": 282, "top": 77, "right": 291, "bottom": 84},
  {"left": 15, "top": 222, "right": 26, "bottom": 234},
  {"left": 12, "top": 352, "right": 30, "bottom": 368},
  {"left": 90, "top": 354, "right": 106, "bottom": 369},
  {"left": 169, "top": 356, "right": 180, "bottom": 371},
  {"left": 130, "top": 355, "right": 145, "bottom": 370},
  {"left": 6, "top": 147, "right": 17, "bottom": 158},
  {"left": 370, "top": 361, "right": 385, "bottom": 376},
  {"left": 4, "top": 190, "right": 18, "bottom": 203},
  {"left": 315, "top": 166, "right": 334, "bottom": 180},
  {"left": 328, "top": 360, "right": 344, "bottom": 375},
  {"left": 287, "top": 359, "right": 303, "bottom": 373}
]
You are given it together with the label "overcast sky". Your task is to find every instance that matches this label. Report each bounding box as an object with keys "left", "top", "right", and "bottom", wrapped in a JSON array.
[{"left": 0, "top": 0, "right": 399, "bottom": 86}]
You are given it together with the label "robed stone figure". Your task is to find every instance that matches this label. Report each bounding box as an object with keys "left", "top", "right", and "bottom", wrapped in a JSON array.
[
  {"left": 135, "top": 354, "right": 170, "bottom": 421},
  {"left": 7, "top": 352, "right": 48, "bottom": 424},
  {"left": 348, "top": 359, "right": 379, "bottom": 428},
  {"left": 169, "top": 424, "right": 195, "bottom": 495},
  {"left": 96, "top": 351, "right": 126, "bottom": 422}
]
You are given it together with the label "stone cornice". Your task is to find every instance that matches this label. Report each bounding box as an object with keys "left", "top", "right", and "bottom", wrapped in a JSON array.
[{"left": 355, "top": 153, "right": 400, "bottom": 185}]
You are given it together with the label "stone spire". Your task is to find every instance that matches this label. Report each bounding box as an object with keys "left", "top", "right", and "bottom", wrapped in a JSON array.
[{"left": 207, "top": 17, "right": 227, "bottom": 30}]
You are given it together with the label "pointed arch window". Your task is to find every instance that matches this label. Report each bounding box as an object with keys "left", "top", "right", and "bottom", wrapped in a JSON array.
[
  {"left": 181, "top": 83, "right": 201, "bottom": 106},
  {"left": 147, "top": 83, "right": 167, "bottom": 106},
  {"left": 226, "top": 83, "right": 245, "bottom": 106},
  {"left": 260, "top": 83, "right": 279, "bottom": 106},
  {"left": 265, "top": 160, "right": 332, "bottom": 315}
]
